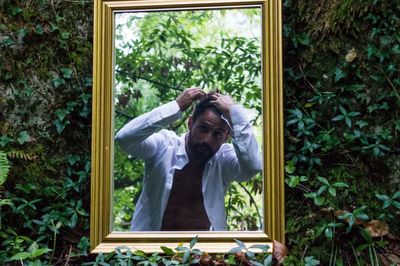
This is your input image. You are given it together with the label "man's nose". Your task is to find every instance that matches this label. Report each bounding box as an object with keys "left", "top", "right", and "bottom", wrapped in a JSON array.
[{"left": 202, "top": 132, "right": 214, "bottom": 145}]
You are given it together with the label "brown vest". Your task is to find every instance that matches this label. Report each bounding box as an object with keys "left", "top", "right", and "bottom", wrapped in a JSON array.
[{"left": 161, "top": 162, "right": 211, "bottom": 230}]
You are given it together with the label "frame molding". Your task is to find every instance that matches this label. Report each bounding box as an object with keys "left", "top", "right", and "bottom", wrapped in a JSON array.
[{"left": 91, "top": 0, "right": 284, "bottom": 253}]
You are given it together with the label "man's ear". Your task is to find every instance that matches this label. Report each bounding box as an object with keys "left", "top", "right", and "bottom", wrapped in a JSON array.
[{"left": 188, "top": 116, "right": 193, "bottom": 130}]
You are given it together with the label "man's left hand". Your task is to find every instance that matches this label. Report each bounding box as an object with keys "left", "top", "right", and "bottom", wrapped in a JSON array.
[{"left": 209, "top": 93, "right": 234, "bottom": 118}]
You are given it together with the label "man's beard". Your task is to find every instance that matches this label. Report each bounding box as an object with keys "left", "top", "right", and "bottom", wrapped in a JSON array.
[{"left": 187, "top": 134, "right": 216, "bottom": 162}]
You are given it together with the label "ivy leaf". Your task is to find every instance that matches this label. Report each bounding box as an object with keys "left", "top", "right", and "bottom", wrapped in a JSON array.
[
  {"left": 0, "top": 135, "right": 13, "bottom": 147},
  {"left": 17, "top": 131, "right": 30, "bottom": 144},
  {"left": 60, "top": 68, "right": 73, "bottom": 79},
  {"left": 334, "top": 68, "right": 347, "bottom": 83},
  {"left": 52, "top": 76, "right": 65, "bottom": 88},
  {"left": 55, "top": 109, "right": 70, "bottom": 121}
]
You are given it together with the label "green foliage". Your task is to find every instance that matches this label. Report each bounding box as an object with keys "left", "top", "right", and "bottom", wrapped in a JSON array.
[{"left": 284, "top": 0, "right": 400, "bottom": 264}]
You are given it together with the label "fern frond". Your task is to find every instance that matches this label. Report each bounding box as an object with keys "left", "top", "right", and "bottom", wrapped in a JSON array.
[
  {"left": 0, "top": 151, "right": 10, "bottom": 186},
  {"left": 7, "top": 150, "right": 38, "bottom": 161}
]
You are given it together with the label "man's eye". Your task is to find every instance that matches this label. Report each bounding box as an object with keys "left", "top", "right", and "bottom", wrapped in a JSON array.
[
  {"left": 200, "top": 126, "right": 208, "bottom": 132},
  {"left": 214, "top": 132, "right": 223, "bottom": 139}
]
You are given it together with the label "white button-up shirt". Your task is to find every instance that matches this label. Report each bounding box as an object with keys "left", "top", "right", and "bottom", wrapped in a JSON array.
[{"left": 115, "top": 100, "right": 262, "bottom": 231}]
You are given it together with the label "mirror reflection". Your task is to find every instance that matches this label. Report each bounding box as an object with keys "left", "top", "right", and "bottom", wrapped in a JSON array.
[{"left": 113, "top": 7, "right": 263, "bottom": 231}]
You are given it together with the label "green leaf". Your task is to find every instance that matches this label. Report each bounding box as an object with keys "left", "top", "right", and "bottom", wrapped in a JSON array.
[
  {"left": 0, "top": 135, "right": 13, "bottom": 147},
  {"left": 55, "top": 109, "right": 70, "bottom": 121},
  {"left": 182, "top": 250, "right": 190, "bottom": 263},
  {"left": 328, "top": 187, "right": 336, "bottom": 197},
  {"left": 345, "top": 117, "right": 352, "bottom": 128},
  {"left": 17, "top": 131, "right": 30, "bottom": 144},
  {"left": 355, "top": 243, "right": 370, "bottom": 252},
  {"left": 249, "top": 260, "right": 264, "bottom": 266},
  {"left": 332, "top": 182, "right": 349, "bottom": 188},
  {"left": 189, "top": 235, "right": 198, "bottom": 249},
  {"left": 376, "top": 194, "right": 389, "bottom": 201},
  {"left": 317, "top": 176, "right": 329, "bottom": 186},
  {"left": 325, "top": 227, "right": 333, "bottom": 239},
  {"left": 317, "top": 185, "right": 327, "bottom": 195},
  {"left": 31, "top": 248, "right": 52, "bottom": 258},
  {"left": 160, "top": 246, "right": 175, "bottom": 256},
  {"left": 285, "top": 160, "right": 296, "bottom": 174},
  {"left": 60, "top": 67, "right": 73, "bottom": 79},
  {"left": 10, "top": 252, "right": 31, "bottom": 260},
  {"left": 332, "top": 115, "right": 344, "bottom": 121},
  {"left": 234, "top": 239, "right": 246, "bottom": 249},
  {"left": 360, "top": 228, "right": 372, "bottom": 243},
  {"left": 314, "top": 197, "right": 325, "bottom": 206},
  {"left": 264, "top": 255, "right": 273, "bottom": 266},
  {"left": 52, "top": 77, "right": 65, "bottom": 88},
  {"left": 393, "top": 191, "right": 400, "bottom": 199},
  {"left": 249, "top": 244, "right": 269, "bottom": 252},
  {"left": 339, "top": 105, "right": 347, "bottom": 115},
  {"left": 392, "top": 201, "right": 400, "bottom": 209},
  {"left": 334, "top": 68, "right": 347, "bottom": 83},
  {"left": 35, "top": 24, "right": 44, "bottom": 35}
]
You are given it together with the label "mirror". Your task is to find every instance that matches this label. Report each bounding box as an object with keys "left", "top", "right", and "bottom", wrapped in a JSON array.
[
  {"left": 113, "top": 7, "right": 263, "bottom": 232},
  {"left": 91, "top": 0, "right": 284, "bottom": 253}
]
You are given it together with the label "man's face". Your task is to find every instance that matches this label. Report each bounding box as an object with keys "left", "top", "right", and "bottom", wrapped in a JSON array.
[{"left": 187, "top": 108, "right": 230, "bottom": 162}]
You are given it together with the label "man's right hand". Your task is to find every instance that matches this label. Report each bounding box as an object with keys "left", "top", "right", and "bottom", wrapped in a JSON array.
[{"left": 176, "top": 87, "right": 206, "bottom": 111}]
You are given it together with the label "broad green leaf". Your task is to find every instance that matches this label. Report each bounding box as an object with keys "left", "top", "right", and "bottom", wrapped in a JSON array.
[
  {"left": 264, "top": 255, "right": 273, "bottom": 266},
  {"left": 317, "top": 176, "right": 329, "bottom": 186},
  {"left": 160, "top": 246, "right": 175, "bottom": 256},
  {"left": 393, "top": 191, "right": 400, "bottom": 199},
  {"left": 10, "top": 252, "right": 30, "bottom": 261},
  {"left": 31, "top": 248, "right": 52, "bottom": 258},
  {"left": 328, "top": 187, "right": 336, "bottom": 197},
  {"left": 376, "top": 194, "right": 389, "bottom": 201},
  {"left": 17, "top": 131, "right": 30, "bottom": 144},
  {"left": 392, "top": 201, "right": 400, "bottom": 209},
  {"left": 317, "top": 185, "right": 327, "bottom": 195}
]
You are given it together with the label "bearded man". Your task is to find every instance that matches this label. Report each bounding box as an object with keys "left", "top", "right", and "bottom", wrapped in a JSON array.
[{"left": 115, "top": 87, "right": 262, "bottom": 231}]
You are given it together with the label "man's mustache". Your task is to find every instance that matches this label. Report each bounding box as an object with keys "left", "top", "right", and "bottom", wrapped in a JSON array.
[{"left": 193, "top": 143, "right": 213, "bottom": 154}]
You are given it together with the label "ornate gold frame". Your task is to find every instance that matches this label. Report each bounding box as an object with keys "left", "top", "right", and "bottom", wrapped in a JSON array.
[{"left": 91, "top": 0, "right": 284, "bottom": 253}]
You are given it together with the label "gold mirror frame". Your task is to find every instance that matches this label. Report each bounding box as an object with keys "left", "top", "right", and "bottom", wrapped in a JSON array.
[{"left": 91, "top": 0, "right": 284, "bottom": 253}]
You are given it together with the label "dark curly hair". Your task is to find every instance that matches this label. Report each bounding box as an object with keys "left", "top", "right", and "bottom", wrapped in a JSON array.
[{"left": 191, "top": 93, "right": 221, "bottom": 122}]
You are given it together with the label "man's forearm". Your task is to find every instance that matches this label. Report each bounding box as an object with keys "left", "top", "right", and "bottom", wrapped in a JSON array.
[{"left": 115, "top": 100, "right": 181, "bottom": 155}]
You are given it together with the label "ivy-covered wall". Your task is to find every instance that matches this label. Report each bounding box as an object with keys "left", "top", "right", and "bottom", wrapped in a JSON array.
[{"left": 0, "top": 0, "right": 399, "bottom": 265}]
